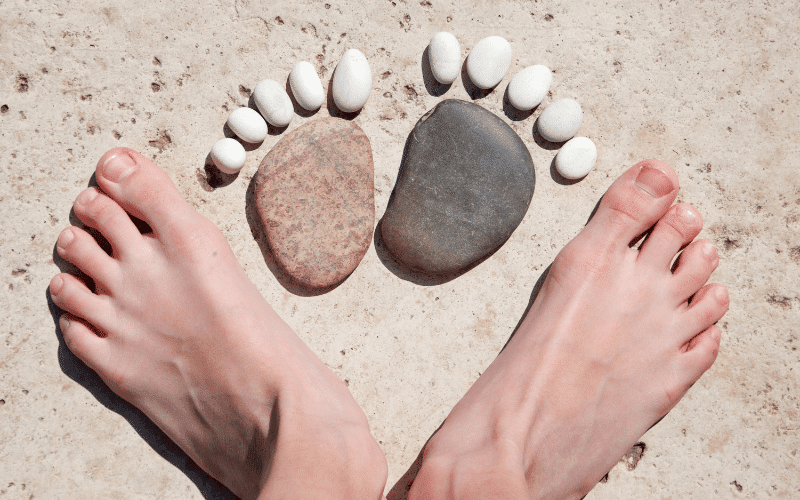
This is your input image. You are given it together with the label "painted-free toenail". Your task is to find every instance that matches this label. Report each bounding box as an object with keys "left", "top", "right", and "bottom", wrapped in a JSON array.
[
  {"left": 60, "top": 315, "right": 70, "bottom": 331},
  {"left": 676, "top": 204, "right": 700, "bottom": 224},
  {"left": 714, "top": 286, "right": 728, "bottom": 303},
  {"left": 77, "top": 189, "right": 99, "bottom": 206},
  {"left": 51, "top": 275, "right": 63, "bottom": 295},
  {"left": 703, "top": 243, "right": 718, "bottom": 261},
  {"left": 635, "top": 165, "right": 674, "bottom": 198},
  {"left": 102, "top": 153, "right": 137, "bottom": 182},
  {"left": 57, "top": 229, "right": 74, "bottom": 251}
]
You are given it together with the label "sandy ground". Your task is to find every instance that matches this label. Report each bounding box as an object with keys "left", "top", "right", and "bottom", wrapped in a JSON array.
[{"left": 1, "top": 0, "right": 798, "bottom": 498}]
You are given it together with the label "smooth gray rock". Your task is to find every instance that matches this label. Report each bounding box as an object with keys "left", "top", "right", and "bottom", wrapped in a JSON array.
[{"left": 381, "top": 99, "right": 535, "bottom": 275}]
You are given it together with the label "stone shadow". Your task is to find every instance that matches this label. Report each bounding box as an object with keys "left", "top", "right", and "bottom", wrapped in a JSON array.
[
  {"left": 531, "top": 115, "right": 565, "bottom": 151},
  {"left": 325, "top": 73, "right": 362, "bottom": 120},
  {"left": 244, "top": 174, "right": 350, "bottom": 296},
  {"left": 459, "top": 58, "right": 493, "bottom": 100},
  {"left": 501, "top": 84, "right": 537, "bottom": 122},
  {"left": 420, "top": 45, "right": 452, "bottom": 97},
  {"left": 285, "top": 76, "right": 320, "bottom": 119}
]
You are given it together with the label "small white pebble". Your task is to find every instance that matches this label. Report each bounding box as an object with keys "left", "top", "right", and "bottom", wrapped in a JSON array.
[
  {"left": 537, "top": 98, "right": 583, "bottom": 142},
  {"left": 253, "top": 79, "right": 294, "bottom": 127},
  {"left": 555, "top": 137, "right": 597, "bottom": 180},
  {"left": 428, "top": 32, "right": 461, "bottom": 84},
  {"left": 332, "top": 48, "right": 372, "bottom": 113},
  {"left": 508, "top": 65, "right": 552, "bottom": 111},
  {"left": 289, "top": 61, "right": 325, "bottom": 110},
  {"left": 227, "top": 107, "right": 268, "bottom": 143},
  {"left": 210, "top": 138, "right": 246, "bottom": 174},
  {"left": 466, "top": 36, "right": 512, "bottom": 89}
]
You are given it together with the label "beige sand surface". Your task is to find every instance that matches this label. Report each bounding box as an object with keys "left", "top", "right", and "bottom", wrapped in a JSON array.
[{"left": 1, "top": 0, "right": 798, "bottom": 497}]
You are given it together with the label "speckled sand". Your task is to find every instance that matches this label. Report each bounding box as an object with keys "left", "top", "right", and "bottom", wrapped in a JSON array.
[{"left": 1, "top": 0, "right": 798, "bottom": 498}]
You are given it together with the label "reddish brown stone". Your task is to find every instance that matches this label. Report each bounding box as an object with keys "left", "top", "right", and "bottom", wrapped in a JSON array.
[{"left": 254, "top": 118, "right": 374, "bottom": 289}]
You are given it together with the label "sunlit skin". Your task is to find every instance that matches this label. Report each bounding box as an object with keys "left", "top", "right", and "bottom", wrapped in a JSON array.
[{"left": 51, "top": 149, "right": 727, "bottom": 499}]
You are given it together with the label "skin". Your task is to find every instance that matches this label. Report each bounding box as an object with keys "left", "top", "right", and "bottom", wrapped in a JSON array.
[
  {"left": 407, "top": 160, "right": 729, "bottom": 500},
  {"left": 51, "top": 149, "right": 727, "bottom": 499},
  {"left": 50, "top": 148, "right": 388, "bottom": 500}
]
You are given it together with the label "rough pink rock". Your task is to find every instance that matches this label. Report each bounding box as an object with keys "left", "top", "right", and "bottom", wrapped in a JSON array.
[{"left": 254, "top": 118, "right": 375, "bottom": 289}]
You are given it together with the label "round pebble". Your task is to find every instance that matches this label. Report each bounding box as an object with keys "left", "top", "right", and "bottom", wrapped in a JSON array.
[
  {"left": 253, "top": 79, "right": 294, "bottom": 127},
  {"left": 227, "top": 107, "right": 268, "bottom": 143},
  {"left": 332, "top": 48, "right": 372, "bottom": 113},
  {"left": 210, "top": 138, "right": 246, "bottom": 174},
  {"left": 507, "top": 65, "right": 552, "bottom": 111},
  {"left": 428, "top": 32, "right": 461, "bottom": 84},
  {"left": 537, "top": 98, "right": 583, "bottom": 143},
  {"left": 555, "top": 137, "right": 597, "bottom": 179},
  {"left": 289, "top": 61, "right": 324, "bottom": 110},
  {"left": 466, "top": 36, "right": 512, "bottom": 89}
]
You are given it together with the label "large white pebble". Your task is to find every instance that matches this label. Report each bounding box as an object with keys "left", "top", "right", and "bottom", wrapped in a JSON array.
[
  {"left": 289, "top": 61, "right": 324, "bottom": 110},
  {"left": 537, "top": 98, "right": 583, "bottom": 142},
  {"left": 332, "top": 49, "right": 372, "bottom": 113},
  {"left": 210, "top": 138, "right": 246, "bottom": 174},
  {"left": 508, "top": 65, "right": 552, "bottom": 110},
  {"left": 555, "top": 137, "right": 597, "bottom": 179},
  {"left": 428, "top": 32, "right": 461, "bottom": 84},
  {"left": 466, "top": 36, "right": 512, "bottom": 89},
  {"left": 227, "top": 107, "right": 268, "bottom": 143},
  {"left": 253, "top": 79, "right": 294, "bottom": 127}
]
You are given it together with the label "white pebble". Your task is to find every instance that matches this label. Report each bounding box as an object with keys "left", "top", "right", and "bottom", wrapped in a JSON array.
[
  {"left": 466, "top": 36, "right": 512, "bottom": 89},
  {"left": 227, "top": 107, "right": 268, "bottom": 143},
  {"left": 537, "top": 98, "right": 583, "bottom": 142},
  {"left": 253, "top": 79, "right": 294, "bottom": 127},
  {"left": 508, "top": 65, "right": 552, "bottom": 111},
  {"left": 332, "top": 49, "right": 372, "bottom": 113},
  {"left": 289, "top": 61, "right": 324, "bottom": 110},
  {"left": 555, "top": 137, "right": 597, "bottom": 179},
  {"left": 428, "top": 32, "right": 461, "bottom": 84},
  {"left": 210, "top": 138, "right": 246, "bottom": 174}
]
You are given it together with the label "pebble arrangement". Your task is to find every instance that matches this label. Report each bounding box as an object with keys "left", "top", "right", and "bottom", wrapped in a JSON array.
[{"left": 206, "top": 31, "right": 600, "bottom": 285}]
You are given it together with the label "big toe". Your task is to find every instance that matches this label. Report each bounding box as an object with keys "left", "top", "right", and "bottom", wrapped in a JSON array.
[
  {"left": 584, "top": 159, "right": 679, "bottom": 249},
  {"left": 94, "top": 147, "right": 194, "bottom": 236}
]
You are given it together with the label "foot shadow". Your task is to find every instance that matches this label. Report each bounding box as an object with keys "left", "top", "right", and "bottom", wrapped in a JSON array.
[
  {"left": 244, "top": 174, "right": 348, "bottom": 296},
  {"left": 50, "top": 200, "right": 236, "bottom": 499},
  {"left": 420, "top": 45, "right": 452, "bottom": 97}
]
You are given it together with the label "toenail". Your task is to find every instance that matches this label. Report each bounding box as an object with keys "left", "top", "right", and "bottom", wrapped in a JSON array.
[
  {"left": 51, "top": 275, "right": 63, "bottom": 295},
  {"left": 102, "top": 152, "right": 137, "bottom": 182},
  {"left": 702, "top": 243, "right": 717, "bottom": 262},
  {"left": 635, "top": 165, "right": 674, "bottom": 198},
  {"left": 714, "top": 286, "right": 728, "bottom": 303},
  {"left": 57, "top": 229, "right": 74, "bottom": 251},
  {"left": 676, "top": 204, "right": 700, "bottom": 224},
  {"left": 77, "top": 189, "right": 99, "bottom": 206},
  {"left": 60, "top": 315, "right": 70, "bottom": 331}
]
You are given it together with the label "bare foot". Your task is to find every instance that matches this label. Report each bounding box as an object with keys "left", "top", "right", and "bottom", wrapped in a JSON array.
[
  {"left": 50, "top": 148, "right": 387, "bottom": 500},
  {"left": 408, "top": 160, "right": 729, "bottom": 500}
]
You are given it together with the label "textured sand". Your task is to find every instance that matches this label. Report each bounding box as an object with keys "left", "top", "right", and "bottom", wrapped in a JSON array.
[{"left": 1, "top": 0, "right": 798, "bottom": 498}]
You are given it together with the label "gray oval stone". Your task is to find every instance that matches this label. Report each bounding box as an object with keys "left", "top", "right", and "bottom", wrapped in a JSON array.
[
  {"left": 381, "top": 99, "right": 535, "bottom": 275},
  {"left": 254, "top": 118, "right": 375, "bottom": 289}
]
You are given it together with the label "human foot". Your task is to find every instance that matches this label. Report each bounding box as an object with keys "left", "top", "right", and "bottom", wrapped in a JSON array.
[
  {"left": 407, "top": 160, "right": 729, "bottom": 500},
  {"left": 50, "top": 148, "right": 387, "bottom": 500}
]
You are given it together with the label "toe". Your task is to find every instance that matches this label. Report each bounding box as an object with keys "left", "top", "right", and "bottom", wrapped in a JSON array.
[
  {"left": 584, "top": 160, "right": 679, "bottom": 249},
  {"left": 681, "top": 283, "right": 729, "bottom": 344},
  {"left": 671, "top": 239, "right": 719, "bottom": 302},
  {"left": 678, "top": 324, "right": 721, "bottom": 381},
  {"left": 59, "top": 313, "right": 111, "bottom": 373},
  {"left": 94, "top": 147, "right": 195, "bottom": 237},
  {"left": 638, "top": 203, "right": 703, "bottom": 269},
  {"left": 73, "top": 187, "right": 147, "bottom": 259},
  {"left": 56, "top": 226, "right": 120, "bottom": 286},
  {"left": 50, "top": 273, "right": 112, "bottom": 330}
]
